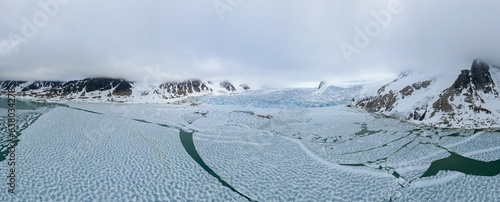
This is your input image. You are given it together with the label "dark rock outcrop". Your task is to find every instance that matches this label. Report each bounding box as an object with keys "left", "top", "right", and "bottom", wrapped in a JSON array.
[
  {"left": 21, "top": 81, "right": 62, "bottom": 92},
  {"left": 0, "top": 81, "right": 27, "bottom": 91},
  {"left": 452, "top": 70, "right": 471, "bottom": 91},
  {"left": 239, "top": 84, "right": 250, "bottom": 91},
  {"left": 84, "top": 78, "right": 121, "bottom": 92},
  {"left": 432, "top": 60, "right": 498, "bottom": 114},
  {"left": 220, "top": 81, "right": 236, "bottom": 91},
  {"left": 159, "top": 80, "right": 211, "bottom": 96},
  {"left": 355, "top": 79, "right": 433, "bottom": 113},
  {"left": 113, "top": 81, "right": 133, "bottom": 96},
  {"left": 318, "top": 81, "right": 326, "bottom": 89},
  {"left": 53, "top": 78, "right": 132, "bottom": 96},
  {"left": 470, "top": 60, "right": 495, "bottom": 93}
]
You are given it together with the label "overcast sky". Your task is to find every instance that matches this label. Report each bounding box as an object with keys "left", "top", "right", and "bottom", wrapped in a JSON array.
[{"left": 0, "top": 0, "right": 499, "bottom": 87}]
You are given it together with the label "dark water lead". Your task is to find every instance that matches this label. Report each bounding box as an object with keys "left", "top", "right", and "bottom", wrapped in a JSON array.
[
  {"left": 340, "top": 161, "right": 409, "bottom": 187},
  {"left": 0, "top": 97, "right": 35, "bottom": 110},
  {"left": 132, "top": 119, "right": 151, "bottom": 124},
  {"left": 421, "top": 152, "right": 500, "bottom": 178},
  {"left": 179, "top": 130, "right": 256, "bottom": 202},
  {"left": 66, "top": 106, "right": 102, "bottom": 115},
  {"left": 232, "top": 110, "right": 255, "bottom": 114},
  {"left": 353, "top": 123, "right": 382, "bottom": 137}
]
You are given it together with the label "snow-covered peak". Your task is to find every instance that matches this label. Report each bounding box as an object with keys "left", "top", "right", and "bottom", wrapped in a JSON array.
[{"left": 353, "top": 60, "right": 500, "bottom": 129}]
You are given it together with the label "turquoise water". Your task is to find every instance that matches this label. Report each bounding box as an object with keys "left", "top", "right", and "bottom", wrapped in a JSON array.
[
  {"left": 0, "top": 98, "right": 36, "bottom": 110},
  {"left": 421, "top": 152, "right": 500, "bottom": 178}
]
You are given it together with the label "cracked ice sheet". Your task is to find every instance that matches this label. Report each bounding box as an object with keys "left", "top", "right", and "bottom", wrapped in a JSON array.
[
  {"left": 60, "top": 104, "right": 400, "bottom": 200},
  {"left": 401, "top": 171, "right": 500, "bottom": 201},
  {"left": 188, "top": 106, "right": 400, "bottom": 200},
  {"left": 67, "top": 103, "right": 500, "bottom": 162},
  {"left": 42, "top": 103, "right": 500, "bottom": 200},
  {"left": 193, "top": 131, "right": 395, "bottom": 201},
  {"left": 440, "top": 131, "right": 500, "bottom": 162},
  {"left": 66, "top": 102, "right": 189, "bottom": 125},
  {"left": 0, "top": 107, "right": 242, "bottom": 201},
  {"left": 387, "top": 144, "right": 450, "bottom": 181},
  {"left": 65, "top": 103, "right": 281, "bottom": 129},
  {"left": 266, "top": 107, "right": 427, "bottom": 165}
]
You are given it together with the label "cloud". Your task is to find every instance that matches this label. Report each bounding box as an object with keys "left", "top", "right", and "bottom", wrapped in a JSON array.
[
  {"left": 0, "top": 0, "right": 499, "bottom": 87},
  {"left": 0, "top": 39, "right": 21, "bottom": 56}
]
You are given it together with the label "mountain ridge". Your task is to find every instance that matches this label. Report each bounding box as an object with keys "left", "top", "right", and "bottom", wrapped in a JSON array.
[
  {"left": 352, "top": 59, "right": 500, "bottom": 129},
  {"left": 0, "top": 78, "right": 246, "bottom": 103},
  {"left": 3, "top": 60, "right": 500, "bottom": 129}
]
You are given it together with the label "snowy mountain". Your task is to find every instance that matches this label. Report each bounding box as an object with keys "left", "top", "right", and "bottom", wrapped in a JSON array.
[
  {"left": 0, "top": 77, "right": 364, "bottom": 107},
  {"left": 352, "top": 60, "right": 500, "bottom": 129},
  {"left": 0, "top": 78, "right": 247, "bottom": 103}
]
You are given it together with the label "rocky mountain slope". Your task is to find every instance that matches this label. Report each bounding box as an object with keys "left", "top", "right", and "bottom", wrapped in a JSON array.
[
  {"left": 352, "top": 60, "right": 500, "bottom": 129},
  {"left": 0, "top": 78, "right": 247, "bottom": 103}
]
